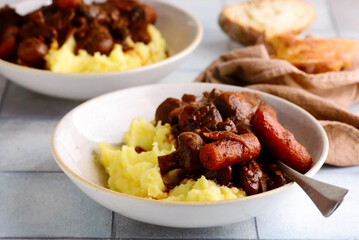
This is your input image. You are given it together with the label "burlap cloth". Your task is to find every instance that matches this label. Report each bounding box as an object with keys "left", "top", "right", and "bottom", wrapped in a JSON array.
[{"left": 194, "top": 44, "right": 359, "bottom": 166}]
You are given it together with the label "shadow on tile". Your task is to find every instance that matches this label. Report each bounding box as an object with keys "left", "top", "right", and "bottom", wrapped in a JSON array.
[
  {"left": 0, "top": 75, "right": 7, "bottom": 101},
  {"left": 1, "top": 82, "right": 82, "bottom": 118},
  {"left": 0, "top": 172, "right": 112, "bottom": 238},
  {"left": 0, "top": 118, "right": 61, "bottom": 172},
  {"left": 256, "top": 166, "right": 359, "bottom": 239},
  {"left": 114, "top": 213, "right": 257, "bottom": 239}
]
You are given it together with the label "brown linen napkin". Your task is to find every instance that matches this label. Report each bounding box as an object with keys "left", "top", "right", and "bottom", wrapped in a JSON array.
[{"left": 194, "top": 45, "right": 359, "bottom": 166}]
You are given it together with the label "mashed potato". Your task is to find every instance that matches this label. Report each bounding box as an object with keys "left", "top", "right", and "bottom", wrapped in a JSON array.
[
  {"left": 166, "top": 176, "right": 246, "bottom": 201},
  {"left": 98, "top": 117, "right": 246, "bottom": 202},
  {"left": 45, "top": 25, "right": 166, "bottom": 73}
]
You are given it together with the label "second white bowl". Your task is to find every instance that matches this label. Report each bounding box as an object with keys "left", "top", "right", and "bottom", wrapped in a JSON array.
[
  {"left": 0, "top": 0, "right": 203, "bottom": 100},
  {"left": 52, "top": 82, "right": 329, "bottom": 228}
]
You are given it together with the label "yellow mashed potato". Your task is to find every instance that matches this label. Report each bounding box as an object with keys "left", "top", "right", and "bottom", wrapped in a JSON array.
[
  {"left": 45, "top": 25, "right": 166, "bottom": 73},
  {"left": 98, "top": 117, "right": 246, "bottom": 201}
]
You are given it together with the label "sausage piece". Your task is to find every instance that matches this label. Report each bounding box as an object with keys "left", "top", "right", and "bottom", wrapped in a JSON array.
[
  {"left": 108, "top": 0, "right": 140, "bottom": 12},
  {"left": 251, "top": 104, "right": 312, "bottom": 173},
  {"left": 80, "top": 25, "right": 114, "bottom": 55},
  {"left": 155, "top": 97, "right": 182, "bottom": 124},
  {"left": 0, "top": 26, "right": 19, "bottom": 60},
  {"left": 140, "top": 3, "right": 156, "bottom": 24},
  {"left": 17, "top": 38, "right": 48, "bottom": 65},
  {"left": 54, "top": 0, "right": 80, "bottom": 10},
  {"left": 0, "top": 6, "right": 22, "bottom": 33},
  {"left": 199, "top": 132, "right": 261, "bottom": 171}
]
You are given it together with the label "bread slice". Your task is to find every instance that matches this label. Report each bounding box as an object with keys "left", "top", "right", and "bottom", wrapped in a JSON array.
[
  {"left": 267, "top": 34, "right": 359, "bottom": 73},
  {"left": 219, "top": 0, "right": 316, "bottom": 45}
]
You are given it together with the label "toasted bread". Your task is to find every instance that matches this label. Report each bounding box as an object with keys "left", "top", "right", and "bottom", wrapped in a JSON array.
[
  {"left": 267, "top": 34, "right": 359, "bottom": 74},
  {"left": 219, "top": 0, "right": 316, "bottom": 45}
]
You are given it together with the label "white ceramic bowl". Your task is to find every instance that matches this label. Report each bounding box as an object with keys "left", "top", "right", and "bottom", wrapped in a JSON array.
[
  {"left": 52, "top": 82, "right": 329, "bottom": 228},
  {"left": 0, "top": 0, "right": 202, "bottom": 100}
]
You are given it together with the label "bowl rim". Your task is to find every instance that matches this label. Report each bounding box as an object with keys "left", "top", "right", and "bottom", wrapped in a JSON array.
[
  {"left": 0, "top": 0, "right": 203, "bottom": 77},
  {"left": 51, "top": 82, "right": 329, "bottom": 206}
]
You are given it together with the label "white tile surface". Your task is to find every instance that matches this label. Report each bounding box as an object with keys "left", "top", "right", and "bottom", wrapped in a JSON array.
[
  {"left": 328, "top": 0, "right": 359, "bottom": 36},
  {"left": 0, "top": 119, "right": 61, "bottom": 171},
  {"left": 257, "top": 166, "right": 359, "bottom": 239},
  {"left": 179, "top": 30, "right": 230, "bottom": 71},
  {"left": 304, "top": 0, "right": 337, "bottom": 35},
  {"left": 164, "top": 0, "right": 224, "bottom": 31},
  {"left": 159, "top": 69, "right": 201, "bottom": 84},
  {"left": 0, "top": 173, "right": 112, "bottom": 238},
  {"left": 1, "top": 82, "right": 81, "bottom": 118},
  {"left": 349, "top": 101, "right": 359, "bottom": 115},
  {"left": 336, "top": 31, "right": 359, "bottom": 41},
  {"left": 114, "top": 214, "right": 257, "bottom": 239}
]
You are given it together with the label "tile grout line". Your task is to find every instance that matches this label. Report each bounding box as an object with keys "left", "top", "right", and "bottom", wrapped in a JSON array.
[
  {"left": 0, "top": 115, "right": 63, "bottom": 121},
  {"left": 111, "top": 211, "right": 116, "bottom": 238},
  {"left": 221, "top": 0, "right": 233, "bottom": 52},
  {"left": 254, "top": 217, "right": 260, "bottom": 240},
  {"left": 0, "top": 170, "right": 63, "bottom": 174},
  {"left": 0, "top": 238, "right": 113, "bottom": 239},
  {"left": 326, "top": 0, "right": 340, "bottom": 38},
  {"left": 0, "top": 80, "right": 10, "bottom": 116}
]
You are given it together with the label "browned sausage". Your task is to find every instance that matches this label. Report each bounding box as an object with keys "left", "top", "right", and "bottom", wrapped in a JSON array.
[
  {"left": 108, "top": 0, "right": 140, "bottom": 12},
  {"left": 27, "top": 10, "right": 45, "bottom": 25},
  {"left": 155, "top": 97, "right": 182, "bottom": 124},
  {"left": 0, "top": 36, "right": 17, "bottom": 60},
  {"left": 0, "top": 6, "right": 22, "bottom": 33},
  {"left": 129, "top": 6, "right": 151, "bottom": 44},
  {"left": 140, "top": 3, "right": 156, "bottom": 24},
  {"left": 54, "top": 0, "right": 81, "bottom": 10},
  {"left": 82, "top": 25, "right": 114, "bottom": 55},
  {"left": 181, "top": 94, "right": 196, "bottom": 103},
  {"left": 203, "top": 131, "right": 248, "bottom": 142},
  {"left": 0, "top": 26, "right": 19, "bottom": 60},
  {"left": 199, "top": 132, "right": 261, "bottom": 171},
  {"left": 251, "top": 103, "right": 313, "bottom": 174},
  {"left": 17, "top": 38, "right": 48, "bottom": 65}
]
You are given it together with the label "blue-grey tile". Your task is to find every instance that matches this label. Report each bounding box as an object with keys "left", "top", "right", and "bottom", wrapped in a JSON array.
[
  {"left": 299, "top": 29, "right": 337, "bottom": 39},
  {"left": 223, "top": 0, "right": 246, "bottom": 6},
  {"left": 0, "top": 75, "right": 7, "bottom": 102},
  {"left": 0, "top": 172, "right": 112, "bottom": 238},
  {"left": 336, "top": 31, "right": 359, "bottom": 41},
  {"left": 299, "top": 0, "right": 337, "bottom": 39},
  {"left": 179, "top": 30, "right": 230, "bottom": 71},
  {"left": 114, "top": 214, "right": 257, "bottom": 239},
  {"left": 348, "top": 101, "right": 359, "bottom": 115},
  {"left": 304, "top": 0, "right": 336, "bottom": 34},
  {"left": 328, "top": 0, "right": 359, "bottom": 37},
  {"left": 228, "top": 40, "right": 244, "bottom": 51},
  {"left": 164, "top": 0, "right": 223, "bottom": 31},
  {"left": 0, "top": 0, "right": 8, "bottom": 7},
  {"left": 159, "top": 70, "right": 201, "bottom": 84},
  {"left": 1, "top": 82, "right": 81, "bottom": 118},
  {"left": 0, "top": 118, "right": 60, "bottom": 172},
  {"left": 257, "top": 165, "right": 359, "bottom": 239}
]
